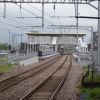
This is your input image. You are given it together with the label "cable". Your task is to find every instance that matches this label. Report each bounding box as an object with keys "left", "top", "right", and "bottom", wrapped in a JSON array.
[
  {"left": 15, "top": 4, "right": 41, "bottom": 25},
  {"left": 28, "top": 4, "right": 51, "bottom": 17},
  {"left": 0, "top": 21, "right": 17, "bottom": 27},
  {"left": 0, "top": 12, "right": 33, "bottom": 26},
  {"left": 75, "top": 16, "right": 100, "bottom": 19},
  {"left": 0, "top": 3, "right": 53, "bottom": 30},
  {"left": 0, "top": 10, "right": 41, "bottom": 29},
  {"left": 20, "top": 3, "right": 53, "bottom": 25},
  {"left": 15, "top": 3, "right": 40, "bottom": 17}
]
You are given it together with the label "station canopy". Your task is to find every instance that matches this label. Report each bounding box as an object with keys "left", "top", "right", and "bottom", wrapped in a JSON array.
[{"left": 26, "top": 31, "right": 86, "bottom": 37}]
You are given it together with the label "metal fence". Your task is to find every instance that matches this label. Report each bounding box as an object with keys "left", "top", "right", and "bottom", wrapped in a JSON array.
[{"left": 79, "top": 53, "right": 92, "bottom": 61}]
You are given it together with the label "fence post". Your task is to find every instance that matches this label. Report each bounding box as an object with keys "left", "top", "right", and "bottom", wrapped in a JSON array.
[{"left": 91, "top": 61, "right": 95, "bottom": 88}]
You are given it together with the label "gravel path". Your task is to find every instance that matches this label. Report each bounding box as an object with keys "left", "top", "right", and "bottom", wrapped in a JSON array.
[{"left": 55, "top": 57, "right": 82, "bottom": 100}]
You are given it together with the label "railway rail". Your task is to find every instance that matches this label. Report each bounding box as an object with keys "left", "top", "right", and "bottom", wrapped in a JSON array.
[
  {"left": 0, "top": 55, "right": 72, "bottom": 100},
  {"left": 0, "top": 55, "right": 62, "bottom": 92},
  {"left": 20, "top": 55, "right": 72, "bottom": 100}
]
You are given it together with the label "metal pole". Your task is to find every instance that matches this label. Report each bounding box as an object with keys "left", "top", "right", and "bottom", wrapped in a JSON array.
[
  {"left": 76, "top": 0, "right": 79, "bottom": 46},
  {"left": 91, "top": 62, "right": 94, "bottom": 88},
  {"left": 21, "top": 34, "right": 22, "bottom": 43},
  {"left": 42, "top": 2, "right": 44, "bottom": 29},
  {"left": 97, "top": 1, "right": 100, "bottom": 65},
  {"left": 9, "top": 29, "right": 10, "bottom": 47},
  {"left": 91, "top": 27, "right": 93, "bottom": 52},
  {"left": 4, "top": 0, "right": 6, "bottom": 18}
]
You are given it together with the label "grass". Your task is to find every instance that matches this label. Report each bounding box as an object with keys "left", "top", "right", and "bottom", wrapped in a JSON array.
[
  {"left": 81, "top": 65, "right": 100, "bottom": 100},
  {"left": 82, "top": 65, "right": 89, "bottom": 72},
  {"left": 0, "top": 55, "right": 8, "bottom": 61},
  {"left": 82, "top": 65, "right": 100, "bottom": 82},
  {"left": 87, "top": 73, "right": 100, "bottom": 82},
  {"left": 0, "top": 63, "right": 15, "bottom": 73},
  {"left": 81, "top": 88, "right": 100, "bottom": 100},
  {"left": 0, "top": 57, "right": 7, "bottom": 61}
]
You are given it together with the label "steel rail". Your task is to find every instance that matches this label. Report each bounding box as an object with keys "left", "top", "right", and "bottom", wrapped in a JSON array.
[
  {"left": 49, "top": 56, "right": 72, "bottom": 100},
  {"left": 0, "top": 55, "right": 59, "bottom": 83},
  {"left": 20, "top": 55, "right": 68, "bottom": 100},
  {"left": 0, "top": 55, "right": 61, "bottom": 92}
]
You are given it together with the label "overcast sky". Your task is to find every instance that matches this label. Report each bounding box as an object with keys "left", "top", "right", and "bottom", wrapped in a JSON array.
[{"left": 0, "top": 1, "right": 98, "bottom": 44}]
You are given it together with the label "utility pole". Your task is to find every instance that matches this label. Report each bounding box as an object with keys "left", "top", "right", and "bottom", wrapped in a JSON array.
[
  {"left": 11, "top": 33, "right": 15, "bottom": 50},
  {"left": 97, "top": 1, "right": 100, "bottom": 66},
  {"left": 4, "top": 0, "right": 6, "bottom": 18},
  {"left": 21, "top": 34, "right": 23, "bottom": 43},
  {"left": 42, "top": 2, "right": 44, "bottom": 29},
  {"left": 76, "top": 0, "right": 79, "bottom": 46},
  {"left": 8, "top": 29, "right": 11, "bottom": 50}
]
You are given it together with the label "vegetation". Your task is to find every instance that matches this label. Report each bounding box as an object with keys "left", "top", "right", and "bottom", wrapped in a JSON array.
[
  {"left": 0, "top": 63, "right": 14, "bottom": 73},
  {"left": 0, "top": 57, "right": 8, "bottom": 61},
  {"left": 82, "top": 65, "right": 100, "bottom": 82},
  {"left": 0, "top": 43, "right": 11, "bottom": 50},
  {"left": 81, "top": 88, "right": 100, "bottom": 100},
  {"left": 82, "top": 65, "right": 89, "bottom": 72},
  {"left": 81, "top": 65, "right": 100, "bottom": 100}
]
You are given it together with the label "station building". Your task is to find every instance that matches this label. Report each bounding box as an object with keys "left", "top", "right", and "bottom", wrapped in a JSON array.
[{"left": 25, "top": 31, "right": 86, "bottom": 55}]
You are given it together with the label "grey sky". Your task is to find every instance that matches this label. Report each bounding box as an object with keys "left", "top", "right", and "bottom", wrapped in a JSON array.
[{"left": 0, "top": 1, "right": 98, "bottom": 43}]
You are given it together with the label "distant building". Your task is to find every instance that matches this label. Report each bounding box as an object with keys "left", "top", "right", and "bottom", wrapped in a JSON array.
[{"left": 78, "top": 38, "right": 88, "bottom": 53}]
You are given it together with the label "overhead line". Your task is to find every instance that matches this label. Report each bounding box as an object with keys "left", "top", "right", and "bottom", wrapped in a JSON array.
[
  {"left": 25, "top": 3, "right": 53, "bottom": 25},
  {"left": 0, "top": 12, "right": 34, "bottom": 26},
  {"left": 0, "top": 21, "right": 17, "bottom": 27},
  {"left": 28, "top": 4, "right": 51, "bottom": 17},
  {"left": 15, "top": 3, "right": 40, "bottom": 17},
  {"left": 15, "top": 17, "right": 42, "bottom": 18},
  {"left": 0, "top": 0, "right": 92, "bottom": 4},
  {"left": 15, "top": 3, "right": 53, "bottom": 26},
  {"left": 75, "top": 16, "right": 100, "bottom": 19}
]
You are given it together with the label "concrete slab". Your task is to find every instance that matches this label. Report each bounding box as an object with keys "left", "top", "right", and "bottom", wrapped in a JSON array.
[
  {"left": 19, "top": 56, "right": 38, "bottom": 66},
  {"left": 39, "top": 53, "right": 59, "bottom": 59}
]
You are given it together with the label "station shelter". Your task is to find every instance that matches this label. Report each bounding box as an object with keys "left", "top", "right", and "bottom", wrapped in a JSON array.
[{"left": 26, "top": 31, "right": 86, "bottom": 55}]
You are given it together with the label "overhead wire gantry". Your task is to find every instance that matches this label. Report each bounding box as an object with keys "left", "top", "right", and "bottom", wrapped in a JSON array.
[{"left": 0, "top": 0, "right": 95, "bottom": 4}]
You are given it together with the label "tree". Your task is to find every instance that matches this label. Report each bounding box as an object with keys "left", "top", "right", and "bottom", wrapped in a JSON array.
[{"left": 0, "top": 43, "right": 11, "bottom": 50}]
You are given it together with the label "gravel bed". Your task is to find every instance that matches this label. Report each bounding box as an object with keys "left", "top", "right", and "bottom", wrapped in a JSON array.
[
  {"left": 55, "top": 57, "right": 82, "bottom": 100},
  {"left": 0, "top": 55, "right": 59, "bottom": 81},
  {"left": 0, "top": 56, "right": 61, "bottom": 90},
  {"left": 29, "top": 56, "right": 71, "bottom": 100},
  {"left": 0, "top": 55, "right": 66, "bottom": 100}
]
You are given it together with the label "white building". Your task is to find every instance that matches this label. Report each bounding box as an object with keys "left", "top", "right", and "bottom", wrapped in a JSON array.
[{"left": 78, "top": 38, "right": 88, "bottom": 53}]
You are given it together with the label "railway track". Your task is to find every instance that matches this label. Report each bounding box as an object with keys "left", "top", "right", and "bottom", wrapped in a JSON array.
[
  {"left": 0, "top": 55, "right": 62, "bottom": 92},
  {"left": 20, "top": 55, "right": 72, "bottom": 100}
]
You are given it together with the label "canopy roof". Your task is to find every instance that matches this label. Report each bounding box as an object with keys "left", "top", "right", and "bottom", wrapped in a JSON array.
[{"left": 26, "top": 32, "right": 86, "bottom": 37}]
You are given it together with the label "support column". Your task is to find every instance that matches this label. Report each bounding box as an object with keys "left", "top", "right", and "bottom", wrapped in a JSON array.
[
  {"left": 91, "top": 27, "right": 93, "bottom": 52},
  {"left": 42, "top": 2, "right": 44, "bottom": 28},
  {"left": 97, "top": 1, "right": 100, "bottom": 66},
  {"left": 27, "top": 36, "right": 30, "bottom": 54}
]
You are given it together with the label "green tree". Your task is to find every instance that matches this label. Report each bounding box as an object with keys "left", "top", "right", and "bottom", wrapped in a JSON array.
[{"left": 0, "top": 43, "right": 11, "bottom": 50}]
